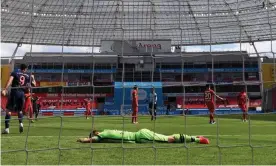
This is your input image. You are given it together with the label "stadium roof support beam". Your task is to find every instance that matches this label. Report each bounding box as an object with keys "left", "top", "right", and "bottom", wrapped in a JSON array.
[
  {"left": 1, "top": 0, "right": 8, "bottom": 8},
  {"left": 17, "top": 0, "right": 49, "bottom": 45},
  {"left": 1, "top": 0, "right": 276, "bottom": 46},
  {"left": 66, "top": 0, "right": 86, "bottom": 46},
  {"left": 9, "top": 43, "right": 22, "bottom": 71},
  {"left": 222, "top": 0, "right": 256, "bottom": 45},
  {"left": 186, "top": 1, "right": 204, "bottom": 44}
]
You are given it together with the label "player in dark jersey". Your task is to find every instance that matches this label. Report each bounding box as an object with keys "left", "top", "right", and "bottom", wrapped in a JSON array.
[
  {"left": 77, "top": 128, "right": 210, "bottom": 144},
  {"left": 1, "top": 64, "right": 36, "bottom": 134},
  {"left": 32, "top": 96, "right": 41, "bottom": 120}
]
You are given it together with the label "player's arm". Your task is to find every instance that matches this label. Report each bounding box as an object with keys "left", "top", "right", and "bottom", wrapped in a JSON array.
[
  {"left": 77, "top": 136, "right": 100, "bottom": 143},
  {"left": 208, "top": 89, "right": 224, "bottom": 101},
  {"left": 2, "top": 72, "right": 15, "bottom": 95},
  {"left": 133, "top": 91, "right": 138, "bottom": 106},
  {"left": 31, "top": 74, "right": 36, "bottom": 87},
  {"left": 4, "top": 72, "right": 16, "bottom": 90},
  {"left": 212, "top": 90, "right": 224, "bottom": 101},
  {"left": 215, "top": 94, "right": 224, "bottom": 101}
]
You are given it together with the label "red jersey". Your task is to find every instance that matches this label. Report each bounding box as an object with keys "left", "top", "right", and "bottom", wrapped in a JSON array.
[
  {"left": 132, "top": 89, "right": 138, "bottom": 106},
  {"left": 237, "top": 92, "right": 247, "bottom": 106},
  {"left": 204, "top": 89, "right": 215, "bottom": 103},
  {"left": 25, "top": 93, "right": 32, "bottom": 103},
  {"left": 84, "top": 99, "right": 91, "bottom": 109}
]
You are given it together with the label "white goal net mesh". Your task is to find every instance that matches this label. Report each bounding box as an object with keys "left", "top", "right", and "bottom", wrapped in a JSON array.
[{"left": 1, "top": 0, "right": 276, "bottom": 165}]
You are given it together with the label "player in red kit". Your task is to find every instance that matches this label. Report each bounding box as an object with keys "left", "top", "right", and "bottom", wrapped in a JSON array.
[
  {"left": 131, "top": 85, "right": 138, "bottom": 124},
  {"left": 84, "top": 98, "right": 92, "bottom": 119},
  {"left": 23, "top": 74, "right": 36, "bottom": 123},
  {"left": 237, "top": 88, "right": 249, "bottom": 122},
  {"left": 204, "top": 84, "right": 225, "bottom": 124},
  {"left": 24, "top": 90, "right": 34, "bottom": 122}
]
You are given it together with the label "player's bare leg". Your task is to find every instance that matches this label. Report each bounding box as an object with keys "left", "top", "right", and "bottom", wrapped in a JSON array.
[
  {"left": 132, "top": 112, "right": 138, "bottom": 124},
  {"left": 242, "top": 110, "right": 248, "bottom": 122},
  {"left": 24, "top": 106, "right": 34, "bottom": 123},
  {"left": 131, "top": 112, "right": 135, "bottom": 123},
  {"left": 209, "top": 109, "right": 216, "bottom": 124},
  {"left": 150, "top": 109, "right": 154, "bottom": 121},
  {"left": 85, "top": 110, "right": 89, "bottom": 119},
  {"left": 132, "top": 106, "right": 138, "bottom": 124},
  {"left": 25, "top": 105, "right": 34, "bottom": 123},
  {"left": 134, "top": 112, "right": 138, "bottom": 124},
  {"left": 18, "top": 110, "right": 24, "bottom": 133}
]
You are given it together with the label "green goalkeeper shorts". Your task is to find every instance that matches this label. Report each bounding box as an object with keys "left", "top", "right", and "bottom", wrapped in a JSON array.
[{"left": 135, "top": 129, "right": 169, "bottom": 143}]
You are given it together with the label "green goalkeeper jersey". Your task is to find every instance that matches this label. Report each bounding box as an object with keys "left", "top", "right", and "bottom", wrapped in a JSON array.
[{"left": 97, "top": 129, "right": 136, "bottom": 143}]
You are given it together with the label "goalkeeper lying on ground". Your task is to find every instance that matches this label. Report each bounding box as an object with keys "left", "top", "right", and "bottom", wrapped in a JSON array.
[{"left": 77, "top": 128, "right": 209, "bottom": 144}]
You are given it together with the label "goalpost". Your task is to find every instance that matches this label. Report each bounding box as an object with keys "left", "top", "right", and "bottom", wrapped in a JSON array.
[{"left": 1, "top": 0, "right": 276, "bottom": 165}]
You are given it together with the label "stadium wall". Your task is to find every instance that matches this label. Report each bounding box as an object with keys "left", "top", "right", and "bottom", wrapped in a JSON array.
[
  {"left": 262, "top": 63, "right": 276, "bottom": 89},
  {"left": 1, "top": 65, "right": 10, "bottom": 89}
]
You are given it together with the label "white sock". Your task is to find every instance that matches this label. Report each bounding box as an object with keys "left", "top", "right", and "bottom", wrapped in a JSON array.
[{"left": 20, "top": 123, "right": 23, "bottom": 127}]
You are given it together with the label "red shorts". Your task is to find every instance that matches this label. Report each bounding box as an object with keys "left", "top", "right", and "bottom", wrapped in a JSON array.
[
  {"left": 239, "top": 105, "right": 247, "bottom": 112},
  {"left": 86, "top": 106, "right": 91, "bottom": 112},
  {"left": 206, "top": 102, "right": 215, "bottom": 112},
  {"left": 24, "top": 100, "right": 32, "bottom": 114},
  {"left": 132, "top": 105, "right": 138, "bottom": 112}
]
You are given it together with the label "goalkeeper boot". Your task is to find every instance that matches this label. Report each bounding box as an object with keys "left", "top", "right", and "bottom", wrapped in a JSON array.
[
  {"left": 198, "top": 136, "right": 210, "bottom": 144},
  {"left": 2, "top": 128, "right": 9, "bottom": 134}
]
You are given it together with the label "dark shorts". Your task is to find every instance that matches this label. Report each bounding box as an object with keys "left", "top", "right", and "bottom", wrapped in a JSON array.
[
  {"left": 149, "top": 103, "right": 157, "bottom": 110},
  {"left": 6, "top": 90, "right": 25, "bottom": 112}
]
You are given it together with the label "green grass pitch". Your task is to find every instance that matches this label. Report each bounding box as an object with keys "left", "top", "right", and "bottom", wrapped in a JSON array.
[{"left": 1, "top": 114, "right": 276, "bottom": 165}]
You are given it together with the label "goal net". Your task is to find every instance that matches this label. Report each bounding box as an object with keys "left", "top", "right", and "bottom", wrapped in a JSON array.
[{"left": 1, "top": 0, "right": 276, "bottom": 165}]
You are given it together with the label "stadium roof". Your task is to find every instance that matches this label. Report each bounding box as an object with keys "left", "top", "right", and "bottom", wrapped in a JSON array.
[
  {"left": 15, "top": 51, "right": 256, "bottom": 63},
  {"left": 263, "top": 57, "right": 276, "bottom": 63},
  {"left": 1, "top": 58, "right": 10, "bottom": 65},
  {"left": 1, "top": 0, "right": 276, "bottom": 47}
]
